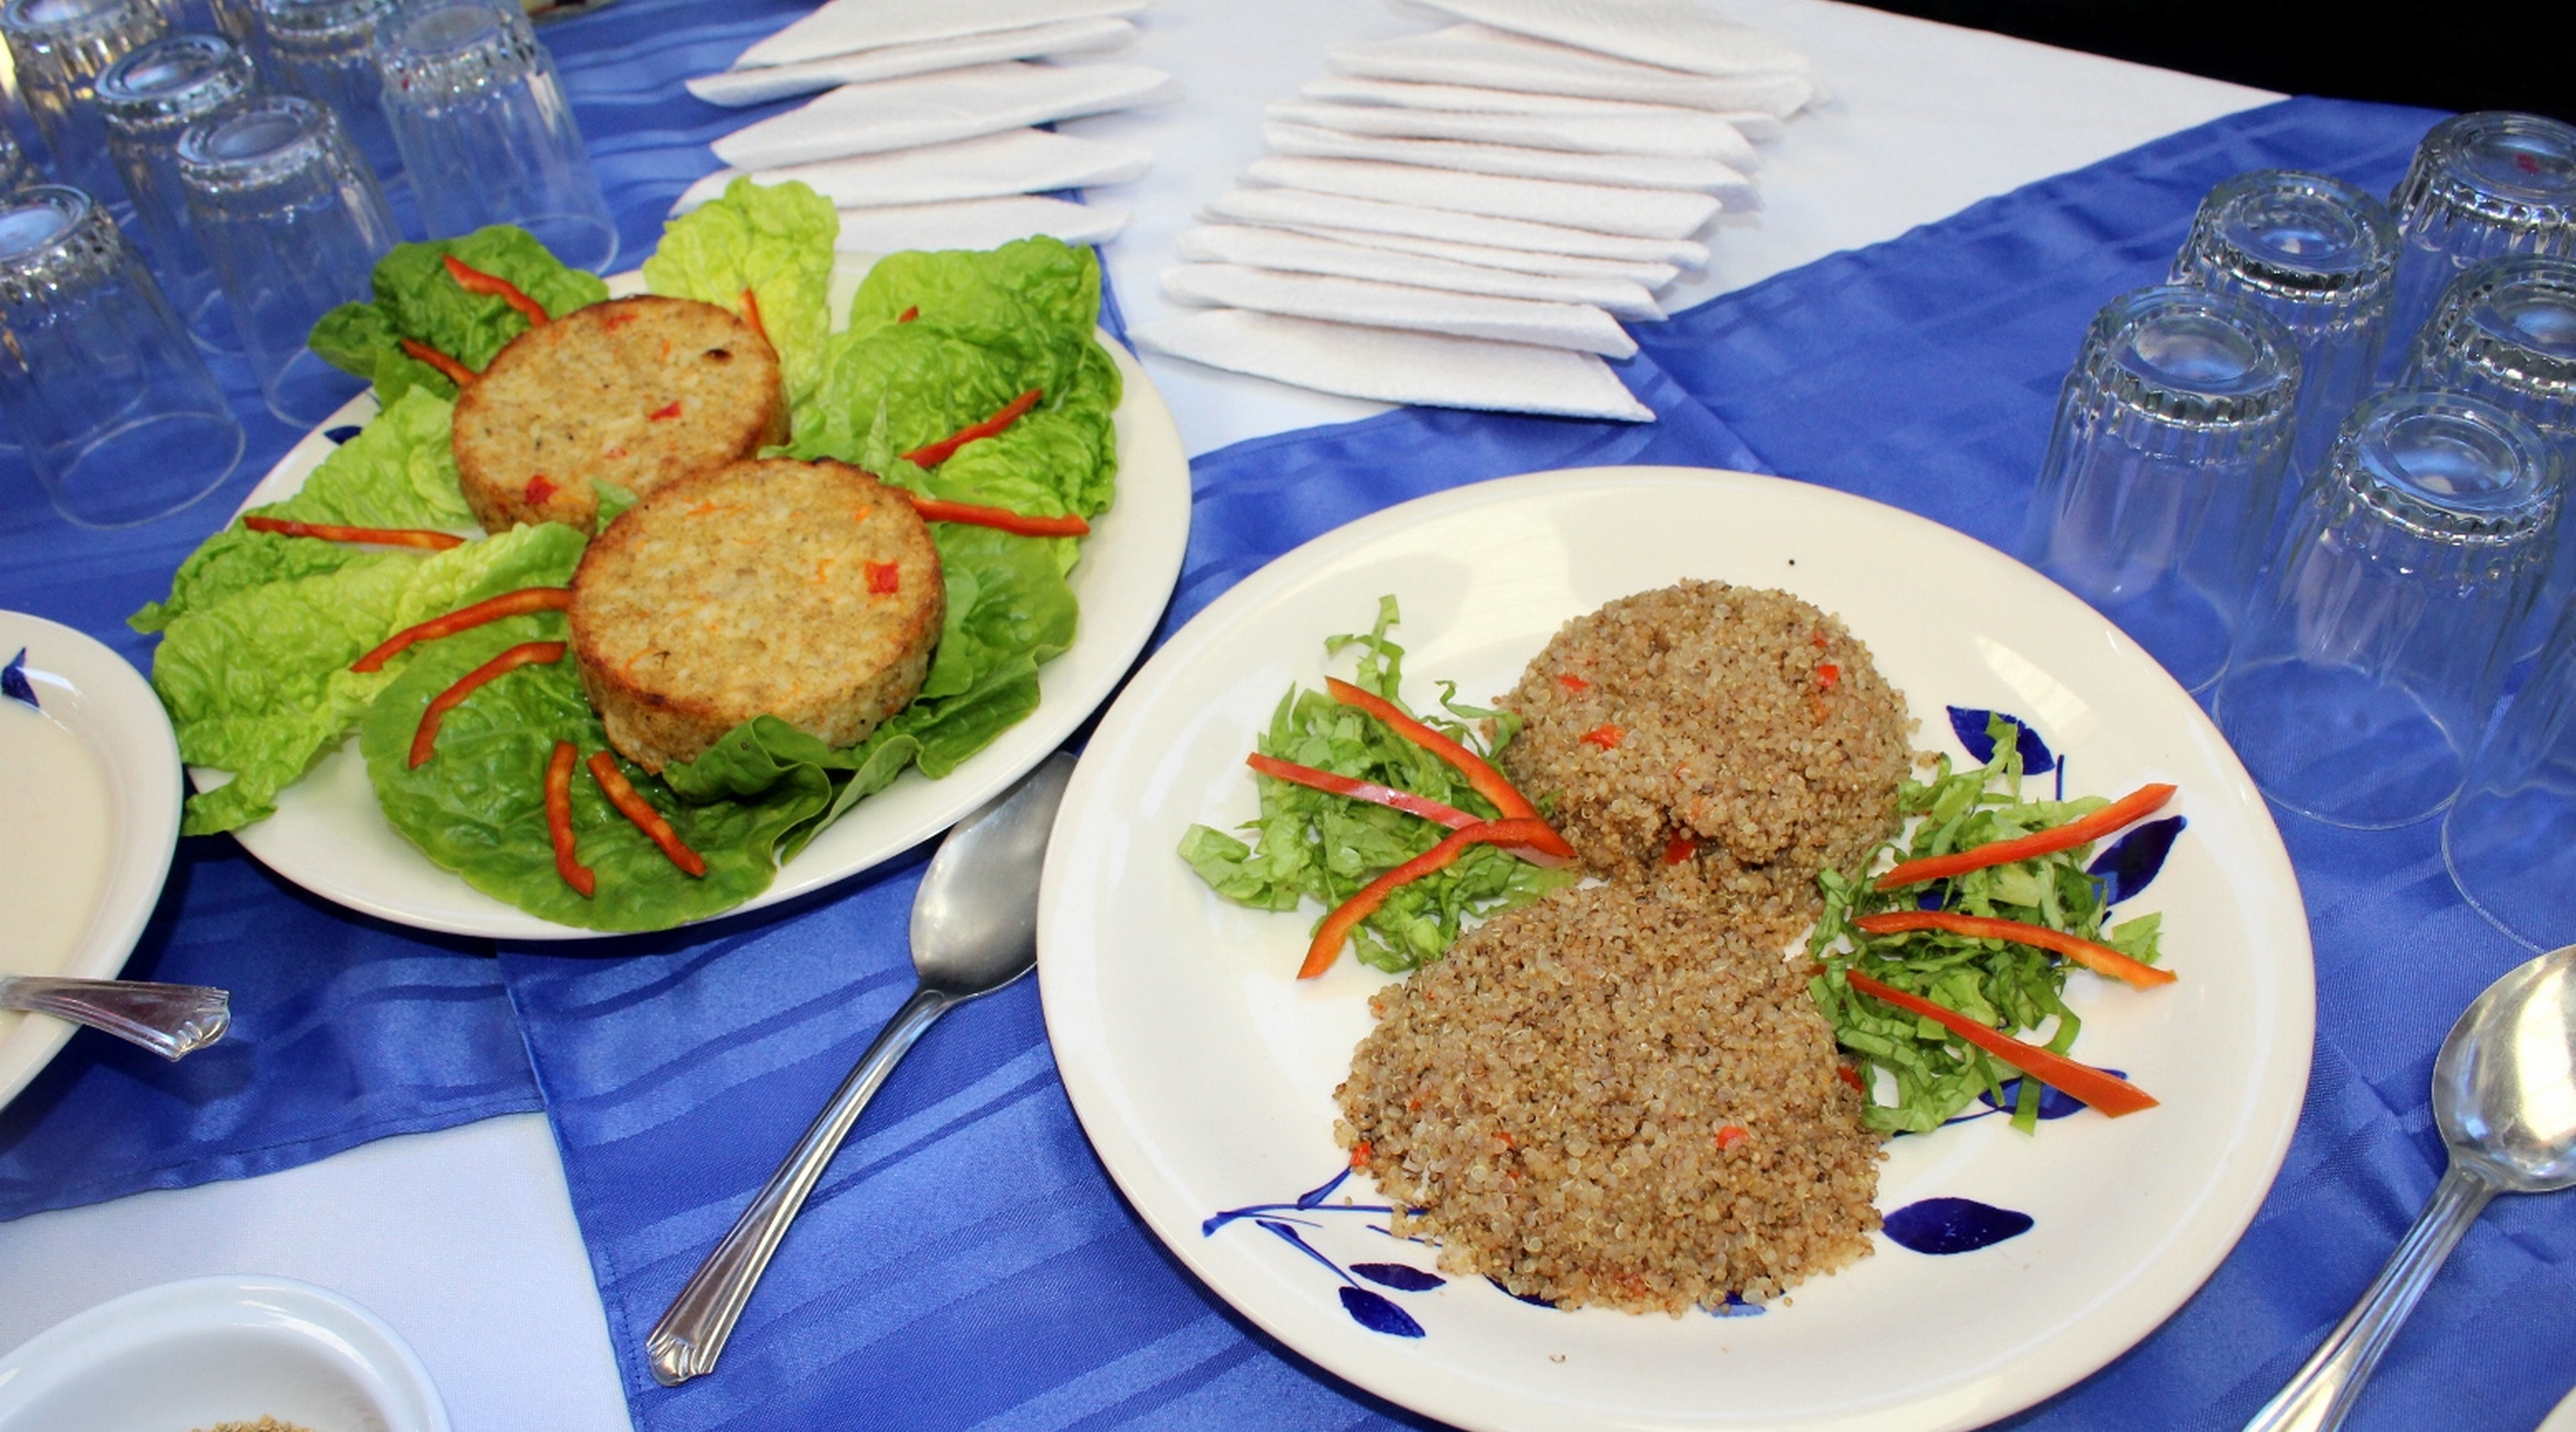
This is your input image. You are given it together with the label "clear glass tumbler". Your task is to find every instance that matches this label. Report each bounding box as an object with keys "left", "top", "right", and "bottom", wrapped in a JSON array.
[
  {"left": 0, "top": 0, "right": 168, "bottom": 198},
  {"left": 2382, "top": 111, "right": 2576, "bottom": 382},
  {"left": 96, "top": 30, "right": 258, "bottom": 352},
  {"left": 177, "top": 92, "right": 395, "bottom": 424},
  {"left": 2445, "top": 603, "right": 2576, "bottom": 951},
  {"left": 2405, "top": 255, "right": 2576, "bottom": 651},
  {"left": 0, "top": 184, "right": 242, "bottom": 525},
  {"left": 2021, "top": 284, "right": 2301, "bottom": 693},
  {"left": 254, "top": 0, "right": 401, "bottom": 189},
  {"left": 374, "top": 0, "right": 610, "bottom": 269},
  {"left": 2174, "top": 170, "right": 2397, "bottom": 493},
  {"left": 2216, "top": 389, "right": 2558, "bottom": 828}
]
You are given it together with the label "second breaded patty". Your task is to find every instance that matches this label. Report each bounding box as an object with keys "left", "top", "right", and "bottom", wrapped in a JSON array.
[
  {"left": 454, "top": 294, "right": 786, "bottom": 534},
  {"left": 569, "top": 458, "right": 945, "bottom": 773}
]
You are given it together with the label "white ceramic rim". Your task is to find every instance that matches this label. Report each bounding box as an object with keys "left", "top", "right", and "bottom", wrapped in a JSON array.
[
  {"left": 0, "top": 611, "right": 182, "bottom": 1112},
  {"left": 204, "top": 270, "right": 1189, "bottom": 939},
  {"left": 1037, "top": 465, "right": 2317, "bottom": 1432},
  {"left": 0, "top": 1273, "right": 449, "bottom": 1432}
]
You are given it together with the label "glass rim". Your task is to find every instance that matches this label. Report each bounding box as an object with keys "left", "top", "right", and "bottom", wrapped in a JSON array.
[
  {"left": 2416, "top": 253, "right": 2576, "bottom": 391},
  {"left": 2076, "top": 283, "right": 2300, "bottom": 427},
  {"left": 2399, "top": 110, "right": 2576, "bottom": 228},
  {"left": 0, "top": 183, "right": 90, "bottom": 264},
  {"left": 259, "top": 0, "right": 396, "bottom": 39},
  {"left": 176, "top": 93, "right": 346, "bottom": 191},
  {"left": 2181, "top": 169, "right": 2398, "bottom": 300},
  {"left": 2330, "top": 388, "right": 2557, "bottom": 542},
  {"left": 96, "top": 32, "right": 255, "bottom": 126},
  {"left": 0, "top": 0, "right": 147, "bottom": 42}
]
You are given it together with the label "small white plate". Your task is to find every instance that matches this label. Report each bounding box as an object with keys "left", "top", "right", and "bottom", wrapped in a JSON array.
[
  {"left": 203, "top": 269, "right": 1190, "bottom": 939},
  {"left": 1039, "top": 467, "right": 2316, "bottom": 1432},
  {"left": 0, "top": 1275, "right": 449, "bottom": 1432},
  {"left": 0, "top": 613, "right": 182, "bottom": 1111}
]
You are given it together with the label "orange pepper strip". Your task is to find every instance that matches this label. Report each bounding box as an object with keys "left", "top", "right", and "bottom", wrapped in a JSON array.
[
  {"left": 1875, "top": 783, "right": 2179, "bottom": 890},
  {"left": 1844, "top": 970, "right": 2158, "bottom": 1116},
  {"left": 897, "top": 305, "right": 918, "bottom": 323},
  {"left": 902, "top": 387, "right": 1043, "bottom": 468},
  {"left": 1299, "top": 816, "right": 1563, "bottom": 979},
  {"left": 1248, "top": 751, "right": 1479, "bottom": 830},
  {"left": 352, "top": 586, "right": 571, "bottom": 673},
  {"left": 1323, "top": 678, "right": 1540, "bottom": 822},
  {"left": 399, "top": 336, "right": 480, "bottom": 387},
  {"left": 586, "top": 751, "right": 707, "bottom": 877},
  {"left": 443, "top": 255, "right": 548, "bottom": 326},
  {"left": 243, "top": 515, "right": 465, "bottom": 550},
  {"left": 738, "top": 287, "right": 767, "bottom": 347},
  {"left": 1853, "top": 909, "right": 2177, "bottom": 990},
  {"left": 409, "top": 641, "right": 565, "bottom": 768},
  {"left": 545, "top": 741, "right": 594, "bottom": 898},
  {"left": 904, "top": 492, "right": 1091, "bottom": 538}
]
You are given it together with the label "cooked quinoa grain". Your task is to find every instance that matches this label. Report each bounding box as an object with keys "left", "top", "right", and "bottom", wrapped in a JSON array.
[
  {"left": 1336, "top": 879, "right": 1882, "bottom": 1312},
  {"left": 1498, "top": 579, "right": 1912, "bottom": 925}
]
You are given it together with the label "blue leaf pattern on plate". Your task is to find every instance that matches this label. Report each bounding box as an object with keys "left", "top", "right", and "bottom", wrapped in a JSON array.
[
  {"left": 1884, "top": 1197, "right": 2034, "bottom": 1254},
  {"left": 1947, "top": 706, "right": 2055, "bottom": 773},
  {"left": 1339, "top": 1285, "right": 1425, "bottom": 1337},
  {"left": 324, "top": 425, "right": 363, "bottom": 444},
  {"left": 1351, "top": 1261, "right": 1444, "bottom": 1291},
  {"left": 1487, "top": 1276, "right": 1557, "bottom": 1308},
  {"left": 2, "top": 649, "right": 33, "bottom": 710},
  {"left": 2088, "top": 815, "right": 2185, "bottom": 903}
]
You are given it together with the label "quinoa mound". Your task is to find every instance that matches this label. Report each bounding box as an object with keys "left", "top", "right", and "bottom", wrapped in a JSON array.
[{"left": 1336, "top": 879, "right": 1883, "bottom": 1312}]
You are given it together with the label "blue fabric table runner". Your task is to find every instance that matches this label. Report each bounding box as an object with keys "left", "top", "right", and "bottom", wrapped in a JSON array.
[{"left": 499, "top": 94, "right": 2576, "bottom": 1432}]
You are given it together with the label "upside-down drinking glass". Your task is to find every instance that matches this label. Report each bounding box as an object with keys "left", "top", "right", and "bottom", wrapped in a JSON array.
[
  {"left": 2446, "top": 602, "right": 2576, "bottom": 951},
  {"left": 0, "top": 0, "right": 167, "bottom": 198},
  {"left": 254, "top": 0, "right": 403, "bottom": 191},
  {"left": 2382, "top": 111, "right": 2576, "bottom": 381},
  {"left": 95, "top": 29, "right": 259, "bottom": 352}
]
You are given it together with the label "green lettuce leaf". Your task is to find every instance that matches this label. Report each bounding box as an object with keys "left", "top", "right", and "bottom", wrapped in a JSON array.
[
  {"left": 642, "top": 176, "right": 838, "bottom": 417},
  {"left": 310, "top": 225, "right": 610, "bottom": 400}
]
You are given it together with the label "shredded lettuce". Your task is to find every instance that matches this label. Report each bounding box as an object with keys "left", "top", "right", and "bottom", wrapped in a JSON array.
[
  {"left": 1808, "top": 714, "right": 2165, "bottom": 1135},
  {"left": 1180, "top": 598, "right": 1572, "bottom": 974},
  {"left": 642, "top": 175, "right": 838, "bottom": 417},
  {"left": 310, "top": 225, "right": 609, "bottom": 404}
]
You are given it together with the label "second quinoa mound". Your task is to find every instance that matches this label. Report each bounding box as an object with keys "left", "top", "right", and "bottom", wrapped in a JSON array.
[
  {"left": 1337, "top": 879, "right": 1884, "bottom": 1312},
  {"left": 1499, "top": 579, "right": 1913, "bottom": 931}
]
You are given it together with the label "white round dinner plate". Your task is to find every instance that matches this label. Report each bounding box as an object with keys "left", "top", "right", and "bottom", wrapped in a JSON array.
[
  {"left": 0, "top": 1275, "right": 448, "bottom": 1432},
  {"left": 203, "top": 264, "right": 1189, "bottom": 939},
  {"left": 1037, "top": 467, "right": 2315, "bottom": 1432},
  {"left": 0, "top": 612, "right": 182, "bottom": 1111}
]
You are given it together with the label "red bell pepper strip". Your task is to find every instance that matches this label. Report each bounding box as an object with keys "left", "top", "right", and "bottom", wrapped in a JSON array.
[
  {"left": 243, "top": 515, "right": 465, "bottom": 550},
  {"left": 1875, "top": 783, "right": 2178, "bottom": 889},
  {"left": 738, "top": 287, "right": 767, "bottom": 347},
  {"left": 905, "top": 493, "right": 1090, "bottom": 538},
  {"left": 1852, "top": 909, "right": 2177, "bottom": 990},
  {"left": 1322, "top": 678, "right": 1540, "bottom": 822},
  {"left": 1248, "top": 751, "right": 1480, "bottom": 830},
  {"left": 351, "top": 586, "right": 571, "bottom": 673},
  {"left": 545, "top": 741, "right": 594, "bottom": 897},
  {"left": 902, "top": 387, "right": 1043, "bottom": 468},
  {"left": 409, "top": 641, "right": 566, "bottom": 767},
  {"left": 586, "top": 751, "right": 707, "bottom": 877},
  {"left": 1299, "top": 816, "right": 1563, "bottom": 979},
  {"left": 897, "top": 305, "right": 918, "bottom": 323},
  {"left": 400, "top": 336, "right": 480, "bottom": 387},
  {"left": 443, "top": 255, "right": 548, "bottom": 326},
  {"left": 1844, "top": 970, "right": 2158, "bottom": 1116}
]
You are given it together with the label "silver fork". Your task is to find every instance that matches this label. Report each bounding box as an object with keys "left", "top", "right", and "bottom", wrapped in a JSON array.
[{"left": 0, "top": 976, "right": 230, "bottom": 1060}]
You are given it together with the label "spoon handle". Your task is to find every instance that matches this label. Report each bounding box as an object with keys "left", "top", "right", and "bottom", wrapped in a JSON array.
[
  {"left": 2240, "top": 1162, "right": 2499, "bottom": 1432},
  {"left": 646, "top": 983, "right": 952, "bottom": 1387},
  {"left": 0, "top": 976, "right": 230, "bottom": 1061}
]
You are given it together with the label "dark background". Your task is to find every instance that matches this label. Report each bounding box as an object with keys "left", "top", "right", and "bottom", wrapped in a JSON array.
[{"left": 1843, "top": 1, "right": 2574, "bottom": 125}]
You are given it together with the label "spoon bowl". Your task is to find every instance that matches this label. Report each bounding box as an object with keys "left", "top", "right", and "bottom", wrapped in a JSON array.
[{"left": 2244, "top": 942, "right": 2576, "bottom": 1432}]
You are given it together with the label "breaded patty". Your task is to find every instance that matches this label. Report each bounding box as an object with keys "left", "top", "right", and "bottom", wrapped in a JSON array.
[
  {"left": 568, "top": 458, "right": 944, "bottom": 772},
  {"left": 454, "top": 295, "right": 786, "bottom": 534}
]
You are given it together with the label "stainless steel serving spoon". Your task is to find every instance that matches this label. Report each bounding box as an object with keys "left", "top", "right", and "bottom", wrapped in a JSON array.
[
  {"left": 2243, "top": 942, "right": 2576, "bottom": 1432},
  {"left": 0, "top": 975, "right": 229, "bottom": 1060},
  {"left": 645, "top": 752, "right": 1077, "bottom": 1386}
]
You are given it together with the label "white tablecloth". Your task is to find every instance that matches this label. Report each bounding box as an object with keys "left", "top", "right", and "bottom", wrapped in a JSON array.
[{"left": 0, "top": 3, "right": 2270, "bottom": 1427}]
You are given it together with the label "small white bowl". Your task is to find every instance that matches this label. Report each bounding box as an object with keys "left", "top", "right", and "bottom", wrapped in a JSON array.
[{"left": 0, "top": 1276, "right": 451, "bottom": 1432}]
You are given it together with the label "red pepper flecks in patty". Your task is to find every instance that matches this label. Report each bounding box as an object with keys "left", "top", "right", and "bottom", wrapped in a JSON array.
[
  {"left": 524, "top": 474, "right": 556, "bottom": 506},
  {"left": 648, "top": 400, "right": 682, "bottom": 421},
  {"left": 865, "top": 560, "right": 900, "bottom": 594}
]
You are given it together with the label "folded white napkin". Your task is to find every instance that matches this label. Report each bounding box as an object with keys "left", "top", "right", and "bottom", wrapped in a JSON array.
[
  {"left": 1178, "top": 223, "right": 1662, "bottom": 318},
  {"left": 674, "top": 129, "right": 1150, "bottom": 214},
  {"left": 1331, "top": 25, "right": 1819, "bottom": 116},
  {"left": 833, "top": 196, "right": 1129, "bottom": 253},
  {"left": 1263, "top": 121, "right": 1754, "bottom": 201},
  {"left": 1163, "top": 263, "right": 1635, "bottom": 356},
  {"left": 736, "top": 0, "right": 1146, "bottom": 71},
  {"left": 1300, "top": 76, "right": 1786, "bottom": 142},
  {"left": 688, "top": 18, "right": 1137, "bottom": 108},
  {"left": 1244, "top": 155, "right": 1718, "bottom": 240},
  {"left": 1132, "top": 307, "right": 1652, "bottom": 422},
  {"left": 1270, "top": 98, "right": 1757, "bottom": 166},
  {"left": 1397, "top": 0, "right": 1813, "bottom": 79},
  {"left": 1279, "top": 221, "right": 1680, "bottom": 288},
  {"left": 712, "top": 62, "right": 1176, "bottom": 171},
  {"left": 1206, "top": 185, "right": 1708, "bottom": 268}
]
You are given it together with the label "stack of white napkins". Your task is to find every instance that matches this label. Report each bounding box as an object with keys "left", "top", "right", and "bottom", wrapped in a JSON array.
[
  {"left": 683, "top": 0, "right": 1170, "bottom": 251},
  {"left": 1134, "top": 0, "right": 1821, "bottom": 422}
]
